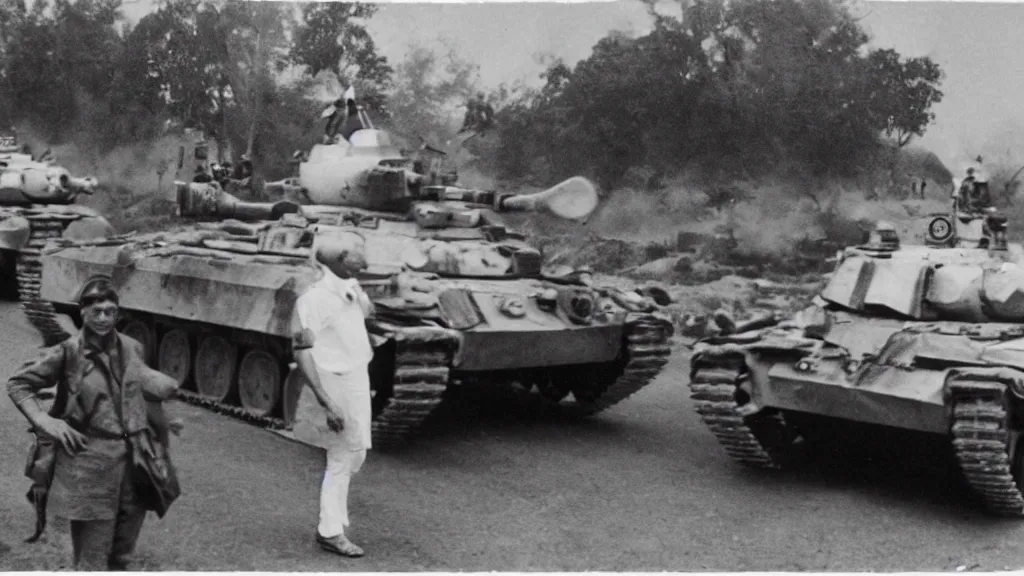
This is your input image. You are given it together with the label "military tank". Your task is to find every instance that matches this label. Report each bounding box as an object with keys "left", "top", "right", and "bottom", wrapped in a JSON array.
[
  {"left": 31, "top": 122, "right": 675, "bottom": 449},
  {"left": 0, "top": 129, "right": 116, "bottom": 345},
  {"left": 685, "top": 182, "right": 1024, "bottom": 515}
]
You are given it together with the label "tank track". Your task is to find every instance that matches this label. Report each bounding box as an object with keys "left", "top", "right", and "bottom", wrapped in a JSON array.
[
  {"left": 174, "top": 388, "right": 289, "bottom": 430},
  {"left": 371, "top": 325, "right": 458, "bottom": 450},
  {"left": 572, "top": 316, "right": 673, "bottom": 414},
  {"left": 687, "top": 352, "right": 796, "bottom": 469},
  {"left": 948, "top": 374, "right": 1024, "bottom": 516},
  {"left": 169, "top": 325, "right": 458, "bottom": 450},
  {"left": 16, "top": 212, "right": 78, "bottom": 347}
]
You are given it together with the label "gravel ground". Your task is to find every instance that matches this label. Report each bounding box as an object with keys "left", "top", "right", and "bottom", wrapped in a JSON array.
[{"left": 2, "top": 301, "right": 1024, "bottom": 571}]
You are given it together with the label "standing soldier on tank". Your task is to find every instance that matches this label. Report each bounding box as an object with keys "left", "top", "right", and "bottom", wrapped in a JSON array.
[
  {"left": 459, "top": 92, "right": 495, "bottom": 136},
  {"left": 957, "top": 166, "right": 992, "bottom": 213},
  {"left": 290, "top": 233, "right": 375, "bottom": 559}
]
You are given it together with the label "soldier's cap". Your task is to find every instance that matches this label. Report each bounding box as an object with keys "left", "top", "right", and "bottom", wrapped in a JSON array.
[{"left": 78, "top": 275, "right": 119, "bottom": 308}]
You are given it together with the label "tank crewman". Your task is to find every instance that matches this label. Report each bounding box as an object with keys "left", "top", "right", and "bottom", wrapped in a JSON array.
[
  {"left": 339, "top": 99, "right": 364, "bottom": 142},
  {"left": 460, "top": 97, "right": 479, "bottom": 133},
  {"left": 193, "top": 165, "right": 213, "bottom": 183},
  {"left": 957, "top": 167, "right": 977, "bottom": 211},
  {"left": 323, "top": 98, "right": 346, "bottom": 143},
  {"left": 323, "top": 97, "right": 366, "bottom": 144},
  {"left": 957, "top": 167, "right": 993, "bottom": 213},
  {"left": 231, "top": 155, "right": 253, "bottom": 181},
  {"left": 459, "top": 92, "right": 495, "bottom": 135}
]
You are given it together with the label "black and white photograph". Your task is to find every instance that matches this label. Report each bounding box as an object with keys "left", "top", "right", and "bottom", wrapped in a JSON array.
[{"left": 1, "top": 0, "right": 1024, "bottom": 570}]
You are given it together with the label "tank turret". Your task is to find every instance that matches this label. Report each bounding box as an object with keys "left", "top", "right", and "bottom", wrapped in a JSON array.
[
  {"left": 176, "top": 175, "right": 599, "bottom": 225},
  {"left": 0, "top": 158, "right": 98, "bottom": 206},
  {"left": 0, "top": 143, "right": 114, "bottom": 345}
]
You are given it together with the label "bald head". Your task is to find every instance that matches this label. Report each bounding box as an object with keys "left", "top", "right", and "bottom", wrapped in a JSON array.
[{"left": 314, "top": 233, "right": 367, "bottom": 279}]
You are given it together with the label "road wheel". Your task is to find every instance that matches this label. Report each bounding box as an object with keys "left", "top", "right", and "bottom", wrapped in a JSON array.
[
  {"left": 158, "top": 328, "right": 192, "bottom": 387},
  {"left": 193, "top": 334, "right": 238, "bottom": 402},
  {"left": 237, "top": 348, "right": 282, "bottom": 417},
  {"left": 119, "top": 317, "right": 155, "bottom": 366}
]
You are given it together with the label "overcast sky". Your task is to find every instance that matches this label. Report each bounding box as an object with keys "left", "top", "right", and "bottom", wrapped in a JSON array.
[{"left": 111, "top": 0, "right": 1024, "bottom": 172}]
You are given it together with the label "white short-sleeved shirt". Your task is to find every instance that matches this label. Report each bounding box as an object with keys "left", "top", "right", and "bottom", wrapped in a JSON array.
[{"left": 294, "top": 269, "right": 374, "bottom": 374}]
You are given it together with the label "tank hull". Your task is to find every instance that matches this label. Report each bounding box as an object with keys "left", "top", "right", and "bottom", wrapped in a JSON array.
[
  {"left": 36, "top": 219, "right": 675, "bottom": 450},
  {"left": 0, "top": 205, "right": 115, "bottom": 344}
]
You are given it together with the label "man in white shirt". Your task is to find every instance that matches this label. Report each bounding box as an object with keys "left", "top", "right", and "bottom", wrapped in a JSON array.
[{"left": 291, "top": 232, "right": 375, "bottom": 558}]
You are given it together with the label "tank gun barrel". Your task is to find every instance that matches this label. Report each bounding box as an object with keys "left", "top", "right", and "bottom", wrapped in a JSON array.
[
  {"left": 67, "top": 176, "right": 97, "bottom": 195},
  {"left": 426, "top": 176, "right": 599, "bottom": 221},
  {"left": 176, "top": 181, "right": 300, "bottom": 222}
]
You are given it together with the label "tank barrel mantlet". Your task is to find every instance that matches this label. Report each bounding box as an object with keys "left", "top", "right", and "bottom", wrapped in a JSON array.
[{"left": 426, "top": 176, "right": 600, "bottom": 221}]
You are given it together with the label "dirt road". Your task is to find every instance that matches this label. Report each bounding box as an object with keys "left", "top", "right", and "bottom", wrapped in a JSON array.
[{"left": 2, "top": 302, "right": 1024, "bottom": 571}]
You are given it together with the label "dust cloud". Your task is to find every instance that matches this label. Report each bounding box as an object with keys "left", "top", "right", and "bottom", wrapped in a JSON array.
[{"left": 14, "top": 123, "right": 191, "bottom": 210}]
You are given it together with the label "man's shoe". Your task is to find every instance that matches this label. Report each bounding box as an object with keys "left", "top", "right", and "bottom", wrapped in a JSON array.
[{"left": 316, "top": 533, "right": 364, "bottom": 558}]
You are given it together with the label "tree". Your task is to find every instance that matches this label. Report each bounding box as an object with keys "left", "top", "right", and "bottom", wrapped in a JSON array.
[
  {"left": 487, "top": 0, "right": 945, "bottom": 188},
  {"left": 218, "top": 0, "right": 291, "bottom": 162},
  {"left": 289, "top": 1, "right": 392, "bottom": 114},
  {"left": 385, "top": 43, "right": 481, "bottom": 148},
  {"left": 866, "top": 48, "right": 944, "bottom": 149}
]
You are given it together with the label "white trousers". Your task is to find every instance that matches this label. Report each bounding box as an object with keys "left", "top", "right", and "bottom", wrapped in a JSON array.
[
  {"left": 319, "top": 446, "right": 367, "bottom": 538},
  {"left": 294, "top": 365, "right": 374, "bottom": 538}
]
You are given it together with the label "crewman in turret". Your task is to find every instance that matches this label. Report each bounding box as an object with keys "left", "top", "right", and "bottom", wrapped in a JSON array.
[
  {"left": 957, "top": 166, "right": 992, "bottom": 213},
  {"left": 459, "top": 92, "right": 494, "bottom": 135},
  {"left": 323, "top": 87, "right": 365, "bottom": 144}
]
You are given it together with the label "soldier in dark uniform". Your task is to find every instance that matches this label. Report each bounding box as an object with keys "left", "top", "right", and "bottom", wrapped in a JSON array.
[
  {"left": 232, "top": 155, "right": 253, "bottom": 181},
  {"left": 324, "top": 98, "right": 364, "bottom": 144},
  {"left": 957, "top": 167, "right": 992, "bottom": 213},
  {"left": 193, "top": 165, "right": 213, "bottom": 183}
]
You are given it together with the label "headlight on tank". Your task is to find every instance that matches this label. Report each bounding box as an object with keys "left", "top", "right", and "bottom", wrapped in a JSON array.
[
  {"left": 557, "top": 288, "right": 595, "bottom": 325},
  {"left": 795, "top": 359, "right": 816, "bottom": 372}
]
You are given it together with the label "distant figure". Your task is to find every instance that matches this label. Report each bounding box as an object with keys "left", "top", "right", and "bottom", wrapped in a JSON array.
[
  {"left": 459, "top": 92, "right": 494, "bottom": 135},
  {"left": 957, "top": 167, "right": 991, "bottom": 213},
  {"left": 193, "top": 165, "right": 212, "bottom": 183},
  {"left": 323, "top": 98, "right": 365, "bottom": 144},
  {"left": 232, "top": 155, "right": 253, "bottom": 181},
  {"left": 323, "top": 98, "right": 346, "bottom": 143},
  {"left": 920, "top": 179, "right": 927, "bottom": 199},
  {"left": 339, "top": 99, "right": 364, "bottom": 142}
]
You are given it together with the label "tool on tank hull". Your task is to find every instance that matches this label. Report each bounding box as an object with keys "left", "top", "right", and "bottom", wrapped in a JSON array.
[
  {"left": 0, "top": 130, "right": 116, "bottom": 345},
  {"left": 687, "top": 212, "right": 1024, "bottom": 516},
  {"left": 32, "top": 121, "right": 676, "bottom": 449}
]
